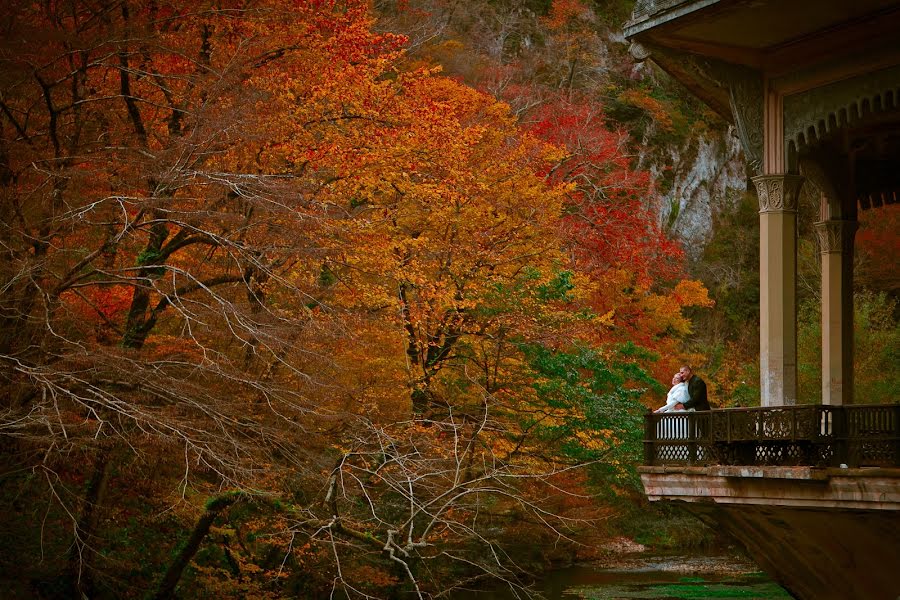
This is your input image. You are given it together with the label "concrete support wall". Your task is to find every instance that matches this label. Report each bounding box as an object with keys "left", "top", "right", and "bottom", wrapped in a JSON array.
[
  {"left": 684, "top": 503, "right": 900, "bottom": 600},
  {"left": 641, "top": 466, "right": 900, "bottom": 600}
]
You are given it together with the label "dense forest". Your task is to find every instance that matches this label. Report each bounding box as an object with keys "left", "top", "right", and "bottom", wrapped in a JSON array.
[{"left": 0, "top": 1, "right": 896, "bottom": 598}]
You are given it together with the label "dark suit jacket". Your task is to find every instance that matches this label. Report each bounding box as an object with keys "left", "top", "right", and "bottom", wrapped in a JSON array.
[{"left": 684, "top": 376, "right": 710, "bottom": 411}]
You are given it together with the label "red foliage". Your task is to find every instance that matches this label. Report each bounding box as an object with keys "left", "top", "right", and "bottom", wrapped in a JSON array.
[
  {"left": 856, "top": 203, "right": 900, "bottom": 292},
  {"left": 542, "top": 0, "right": 593, "bottom": 30},
  {"left": 529, "top": 97, "right": 684, "bottom": 286},
  {"left": 61, "top": 286, "right": 132, "bottom": 324}
]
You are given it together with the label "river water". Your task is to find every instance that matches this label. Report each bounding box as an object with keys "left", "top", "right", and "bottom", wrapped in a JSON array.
[{"left": 452, "top": 554, "right": 793, "bottom": 600}]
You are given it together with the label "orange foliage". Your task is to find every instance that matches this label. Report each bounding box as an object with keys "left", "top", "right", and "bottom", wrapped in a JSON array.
[
  {"left": 618, "top": 88, "right": 675, "bottom": 133},
  {"left": 857, "top": 203, "right": 900, "bottom": 293},
  {"left": 0, "top": 0, "right": 714, "bottom": 596}
]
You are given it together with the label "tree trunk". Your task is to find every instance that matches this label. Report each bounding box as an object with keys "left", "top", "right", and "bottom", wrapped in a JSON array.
[
  {"left": 151, "top": 493, "right": 245, "bottom": 600},
  {"left": 67, "top": 448, "right": 113, "bottom": 598}
]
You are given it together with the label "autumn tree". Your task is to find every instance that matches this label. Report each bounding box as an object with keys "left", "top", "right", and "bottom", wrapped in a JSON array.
[
  {"left": 0, "top": 1, "right": 380, "bottom": 594},
  {"left": 0, "top": 0, "right": 411, "bottom": 596},
  {"left": 377, "top": 0, "right": 715, "bottom": 386},
  {"left": 0, "top": 1, "right": 652, "bottom": 598}
]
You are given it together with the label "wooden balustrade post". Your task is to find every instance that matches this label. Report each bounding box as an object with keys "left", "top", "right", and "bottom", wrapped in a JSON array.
[
  {"left": 644, "top": 410, "right": 655, "bottom": 466},
  {"left": 687, "top": 413, "right": 698, "bottom": 465},
  {"left": 893, "top": 405, "right": 900, "bottom": 467},
  {"left": 831, "top": 406, "right": 846, "bottom": 467}
]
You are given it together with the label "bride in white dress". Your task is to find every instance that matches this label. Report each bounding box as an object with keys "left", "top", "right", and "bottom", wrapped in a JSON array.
[{"left": 654, "top": 373, "right": 691, "bottom": 413}]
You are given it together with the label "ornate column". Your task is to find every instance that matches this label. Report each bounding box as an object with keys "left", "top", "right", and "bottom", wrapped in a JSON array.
[
  {"left": 752, "top": 174, "right": 804, "bottom": 406},
  {"left": 815, "top": 219, "right": 857, "bottom": 405},
  {"left": 801, "top": 153, "right": 857, "bottom": 406}
]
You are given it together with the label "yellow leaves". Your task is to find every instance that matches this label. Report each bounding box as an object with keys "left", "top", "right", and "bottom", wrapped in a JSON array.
[
  {"left": 618, "top": 89, "right": 675, "bottom": 133},
  {"left": 295, "top": 66, "right": 569, "bottom": 389},
  {"left": 596, "top": 309, "right": 615, "bottom": 327},
  {"left": 543, "top": 142, "right": 572, "bottom": 167},
  {"left": 418, "top": 39, "right": 466, "bottom": 70},
  {"left": 673, "top": 279, "right": 715, "bottom": 308},
  {"left": 490, "top": 436, "right": 518, "bottom": 456},
  {"left": 574, "top": 429, "right": 611, "bottom": 451}
]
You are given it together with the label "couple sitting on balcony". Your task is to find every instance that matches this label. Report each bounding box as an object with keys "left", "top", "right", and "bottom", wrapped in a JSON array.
[{"left": 654, "top": 365, "right": 710, "bottom": 413}]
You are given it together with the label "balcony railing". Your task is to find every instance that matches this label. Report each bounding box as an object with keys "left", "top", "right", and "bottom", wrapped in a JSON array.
[{"left": 644, "top": 404, "right": 900, "bottom": 467}]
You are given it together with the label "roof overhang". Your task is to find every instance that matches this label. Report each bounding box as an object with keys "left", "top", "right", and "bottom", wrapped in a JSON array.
[
  {"left": 626, "top": 0, "right": 900, "bottom": 78},
  {"left": 625, "top": 0, "right": 900, "bottom": 208}
]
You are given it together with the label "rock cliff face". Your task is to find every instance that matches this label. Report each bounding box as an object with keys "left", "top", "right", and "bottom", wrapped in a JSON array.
[{"left": 649, "top": 125, "right": 748, "bottom": 260}]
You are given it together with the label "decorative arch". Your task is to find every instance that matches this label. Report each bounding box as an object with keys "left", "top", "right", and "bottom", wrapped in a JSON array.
[
  {"left": 785, "top": 69, "right": 900, "bottom": 154},
  {"left": 785, "top": 65, "right": 900, "bottom": 212}
]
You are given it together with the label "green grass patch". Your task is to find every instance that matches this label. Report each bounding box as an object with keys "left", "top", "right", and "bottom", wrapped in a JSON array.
[
  {"left": 570, "top": 576, "right": 792, "bottom": 599},
  {"left": 653, "top": 580, "right": 791, "bottom": 598}
]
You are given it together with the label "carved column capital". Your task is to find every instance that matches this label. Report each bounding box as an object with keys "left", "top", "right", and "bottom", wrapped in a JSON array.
[
  {"left": 815, "top": 219, "right": 858, "bottom": 255},
  {"left": 752, "top": 174, "right": 805, "bottom": 213}
]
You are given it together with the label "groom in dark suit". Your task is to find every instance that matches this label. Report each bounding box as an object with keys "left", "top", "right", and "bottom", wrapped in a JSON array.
[{"left": 674, "top": 365, "right": 710, "bottom": 411}]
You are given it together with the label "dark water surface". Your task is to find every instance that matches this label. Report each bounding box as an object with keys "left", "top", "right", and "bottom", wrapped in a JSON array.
[{"left": 451, "top": 555, "right": 793, "bottom": 600}]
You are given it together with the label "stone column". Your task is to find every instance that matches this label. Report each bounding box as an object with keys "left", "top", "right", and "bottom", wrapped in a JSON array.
[
  {"left": 752, "top": 174, "right": 804, "bottom": 406},
  {"left": 815, "top": 219, "right": 857, "bottom": 405}
]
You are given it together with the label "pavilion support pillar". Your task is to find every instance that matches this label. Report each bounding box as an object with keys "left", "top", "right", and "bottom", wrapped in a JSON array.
[
  {"left": 752, "top": 174, "right": 804, "bottom": 406},
  {"left": 815, "top": 219, "right": 857, "bottom": 405}
]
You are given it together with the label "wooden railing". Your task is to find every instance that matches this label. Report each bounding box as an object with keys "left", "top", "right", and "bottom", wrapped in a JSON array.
[{"left": 644, "top": 404, "right": 900, "bottom": 467}]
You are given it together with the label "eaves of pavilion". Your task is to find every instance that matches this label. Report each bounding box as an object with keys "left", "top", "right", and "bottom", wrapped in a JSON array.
[{"left": 625, "top": 0, "right": 900, "bottom": 407}]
